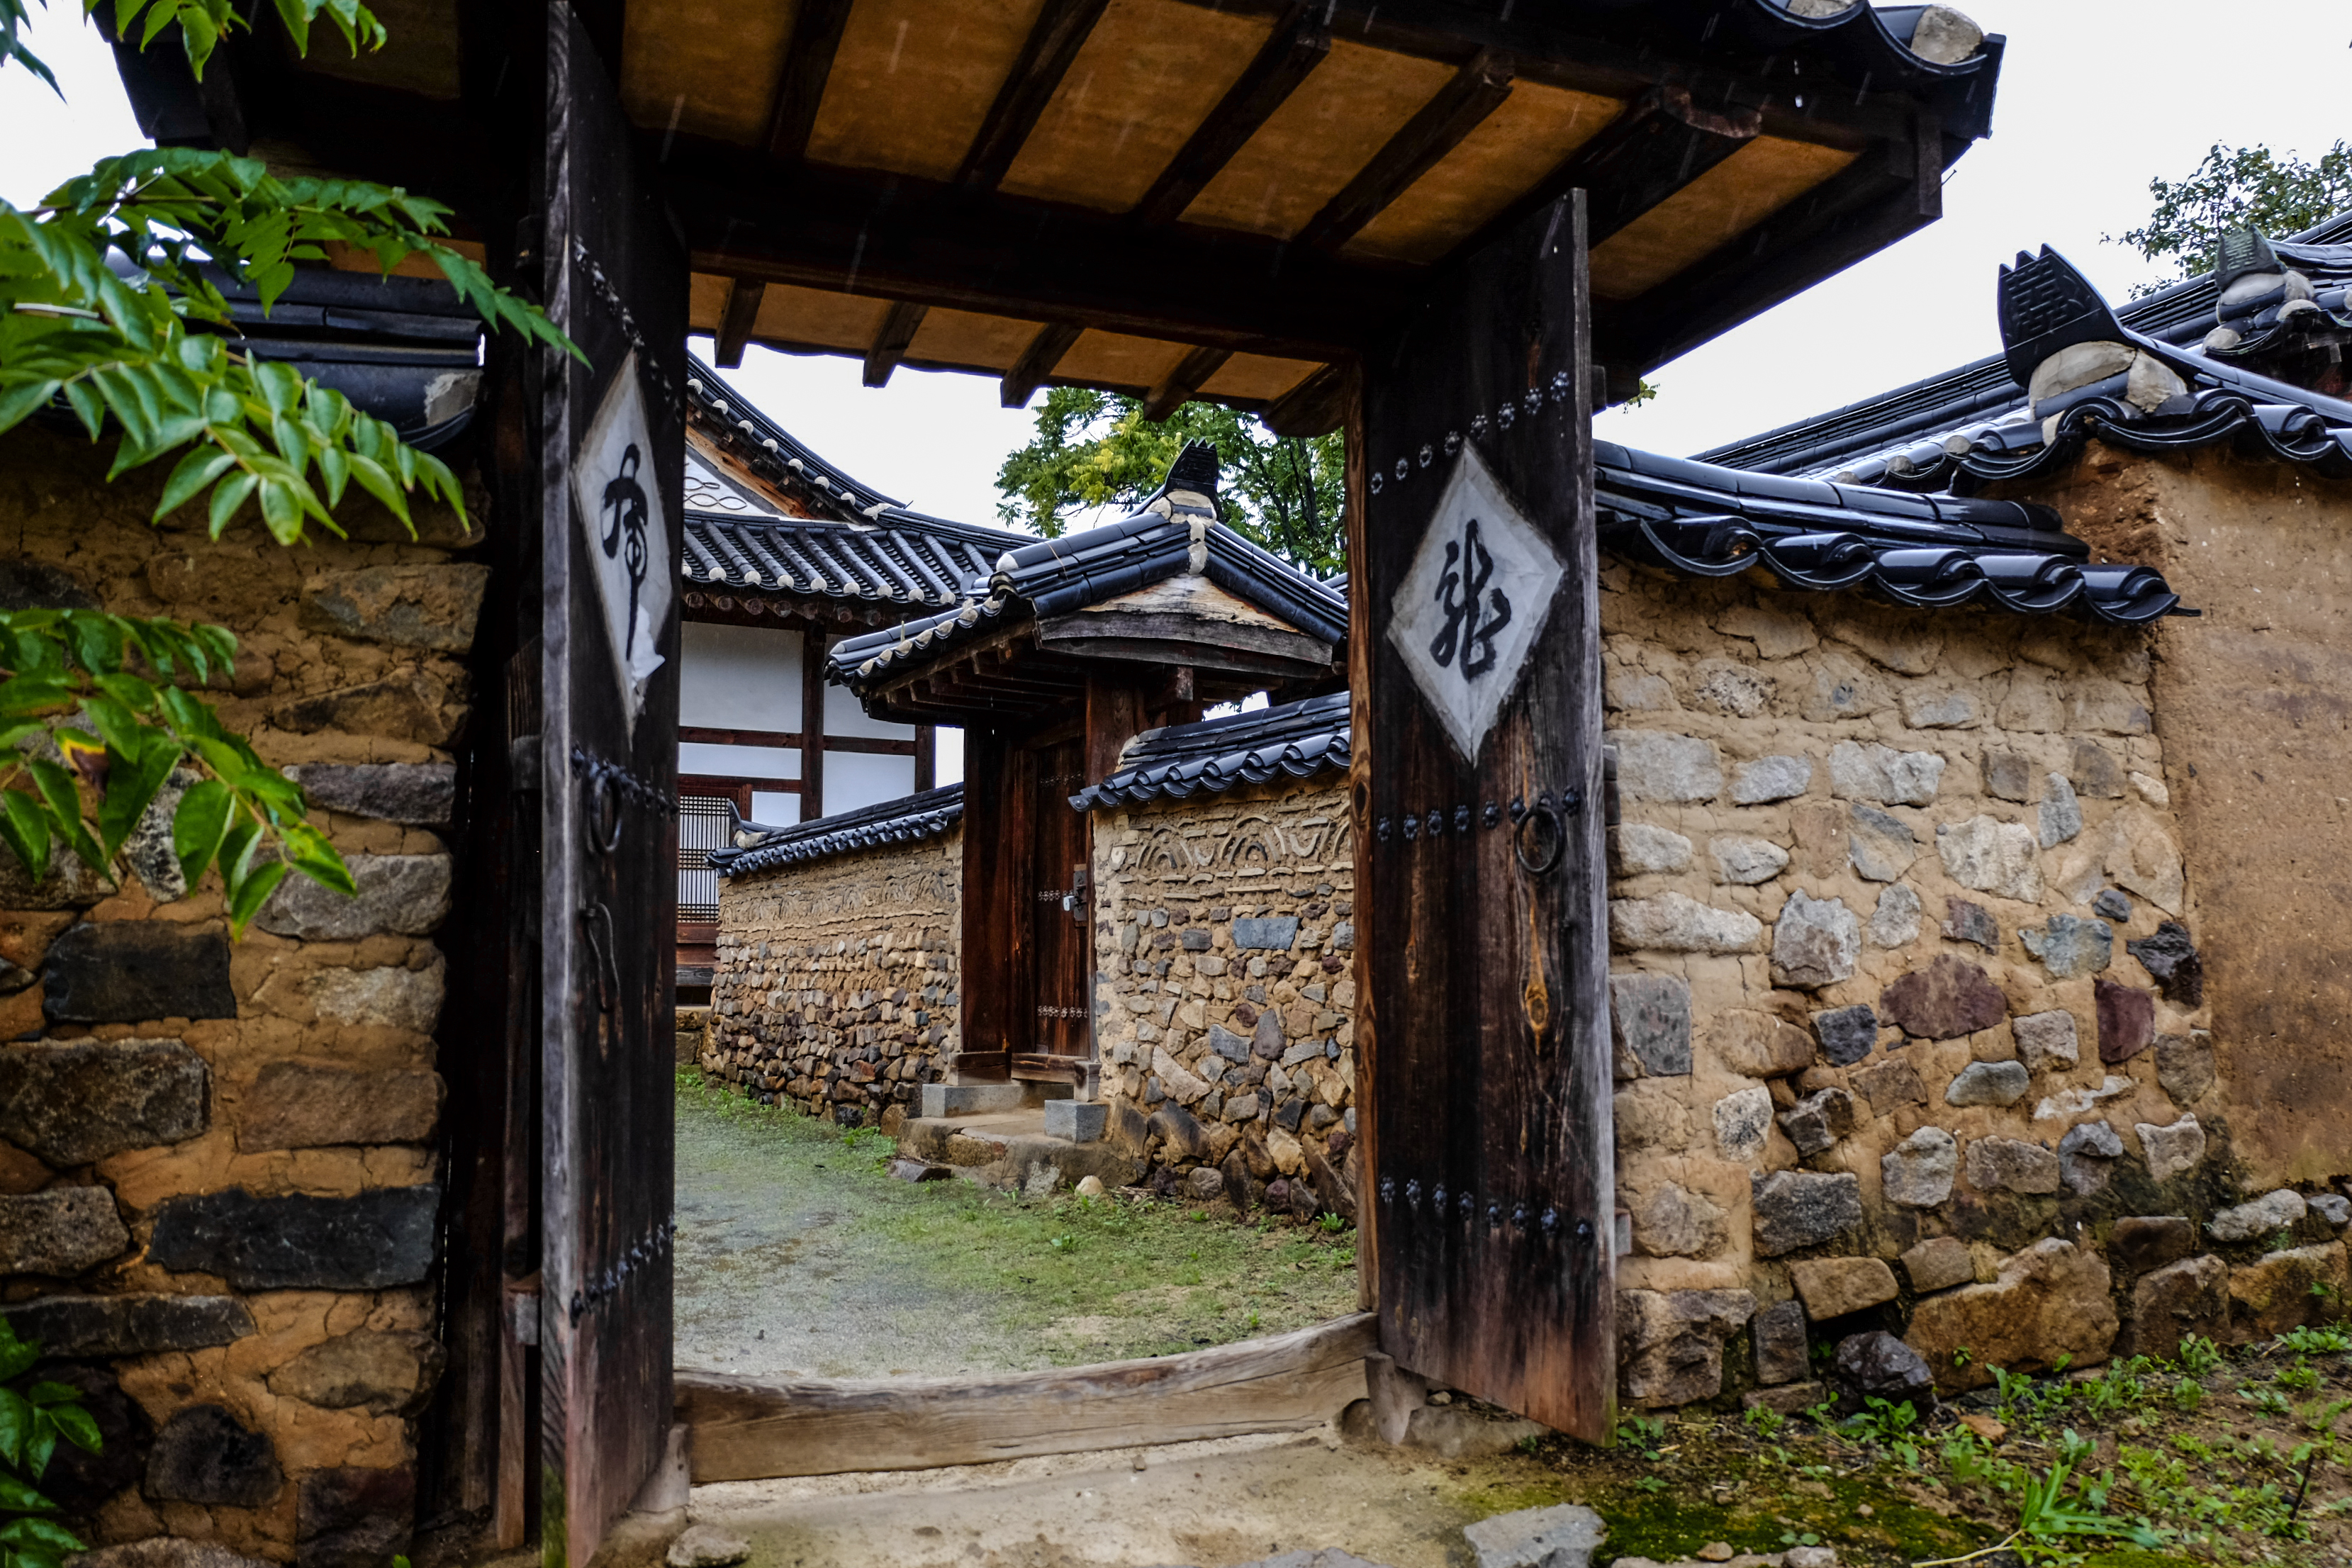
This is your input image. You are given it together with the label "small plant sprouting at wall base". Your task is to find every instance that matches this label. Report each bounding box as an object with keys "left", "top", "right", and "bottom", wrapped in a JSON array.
[
  {"left": 0, "top": 1318, "right": 101, "bottom": 1568},
  {"left": 0, "top": 608, "right": 350, "bottom": 929}
]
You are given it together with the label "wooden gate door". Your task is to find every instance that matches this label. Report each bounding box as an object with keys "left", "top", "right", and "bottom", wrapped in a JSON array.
[
  {"left": 537, "top": 5, "right": 685, "bottom": 1561},
  {"left": 1021, "top": 737, "right": 1090, "bottom": 1080},
  {"left": 1353, "top": 194, "right": 1613, "bottom": 1440}
]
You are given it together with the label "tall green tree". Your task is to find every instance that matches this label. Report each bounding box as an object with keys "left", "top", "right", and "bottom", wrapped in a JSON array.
[
  {"left": 996, "top": 389, "right": 1346, "bottom": 578},
  {"left": 0, "top": 0, "right": 576, "bottom": 926},
  {"left": 2112, "top": 141, "right": 2352, "bottom": 293}
]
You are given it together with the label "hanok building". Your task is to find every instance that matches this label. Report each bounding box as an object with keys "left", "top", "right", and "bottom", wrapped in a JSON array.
[
  {"left": 68, "top": 0, "right": 2034, "bottom": 1560},
  {"left": 671, "top": 358, "right": 1026, "bottom": 982}
]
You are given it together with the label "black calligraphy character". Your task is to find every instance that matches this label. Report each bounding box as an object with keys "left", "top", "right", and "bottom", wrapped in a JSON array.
[
  {"left": 600, "top": 444, "right": 651, "bottom": 659},
  {"left": 1428, "top": 515, "right": 1513, "bottom": 678}
]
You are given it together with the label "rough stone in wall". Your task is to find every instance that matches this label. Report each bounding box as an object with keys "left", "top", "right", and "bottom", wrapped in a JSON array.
[
  {"left": 1598, "top": 558, "right": 2211, "bottom": 1411},
  {"left": 707, "top": 830, "right": 962, "bottom": 1131},
  {"left": 1091, "top": 779, "right": 1355, "bottom": 1193},
  {"left": 0, "top": 425, "right": 472, "bottom": 1563}
]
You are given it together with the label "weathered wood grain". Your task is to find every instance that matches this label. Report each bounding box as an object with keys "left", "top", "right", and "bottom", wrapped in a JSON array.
[
  {"left": 676, "top": 1314, "right": 1377, "bottom": 1480},
  {"left": 1357, "top": 193, "right": 1613, "bottom": 1441}
]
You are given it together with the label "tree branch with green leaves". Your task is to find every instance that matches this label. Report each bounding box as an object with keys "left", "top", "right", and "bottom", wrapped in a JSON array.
[
  {"left": 0, "top": 1319, "right": 101, "bottom": 1568},
  {"left": 0, "top": 609, "right": 348, "bottom": 934}
]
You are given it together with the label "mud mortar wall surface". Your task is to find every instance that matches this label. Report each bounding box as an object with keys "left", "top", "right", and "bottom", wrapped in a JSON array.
[
  {"left": 0, "top": 426, "right": 472, "bottom": 1563},
  {"left": 1090, "top": 778, "right": 1357, "bottom": 1204},
  {"left": 1598, "top": 554, "right": 2344, "bottom": 1411},
  {"left": 705, "top": 829, "right": 961, "bottom": 1134},
  {"left": 1996, "top": 443, "right": 2352, "bottom": 1189}
]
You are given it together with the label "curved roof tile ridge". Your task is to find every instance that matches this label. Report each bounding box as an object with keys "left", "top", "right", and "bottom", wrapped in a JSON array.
[
  {"left": 1073, "top": 692, "right": 1353, "bottom": 811},
  {"left": 712, "top": 783, "right": 965, "bottom": 877}
]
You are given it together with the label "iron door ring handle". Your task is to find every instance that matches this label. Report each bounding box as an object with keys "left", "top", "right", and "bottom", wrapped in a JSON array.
[
  {"left": 1513, "top": 800, "right": 1566, "bottom": 876},
  {"left": 585, "top": 770, "right": 625, "bottom": 856}
]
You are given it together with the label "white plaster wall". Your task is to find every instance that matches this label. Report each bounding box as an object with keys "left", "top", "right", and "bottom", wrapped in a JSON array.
[
  {"left": 681, "top": 622, "right": 802, "bottom": 730},
  {"left": 827, "top": 752, "right": 917, "bottom": 817}
]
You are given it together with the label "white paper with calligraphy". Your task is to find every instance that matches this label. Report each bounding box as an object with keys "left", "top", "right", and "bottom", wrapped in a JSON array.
[
  {"left": 569, "top": 351, "right": 673, "bottom": 732},
  {"left": 1386, "top": 445, "right": 1564, "bottom": 763}
]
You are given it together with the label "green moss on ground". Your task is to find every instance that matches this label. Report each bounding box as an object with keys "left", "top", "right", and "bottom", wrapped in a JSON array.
[{"left": 676, "top": 1072, "right": 1358, "bottom": 1368}]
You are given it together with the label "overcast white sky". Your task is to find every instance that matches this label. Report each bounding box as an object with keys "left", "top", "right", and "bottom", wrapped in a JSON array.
[{"left": 9, "top": 1, "right": 2348, "bottom": 524}]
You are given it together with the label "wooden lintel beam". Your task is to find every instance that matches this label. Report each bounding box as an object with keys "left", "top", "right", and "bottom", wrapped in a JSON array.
[
  {"left": 714, "top": 279, "right": 765, "bottom": 369},
  {"left": 666, "top": 142, "right": 1412, "bottom": 361},
  {"left": 1131, "top": 4, "right": 1330, "bottom": 227},
  {"left": 1003, "top": 322, "right": 1084, "bottom": 408},
  {"left": 863, "top": 300, "right": 929, "bottom": 388},
  {"left": 1141, "top": 345, "right": 1233, "bottom": 422},
  {"left": 1297, "top": 48, "right": 1514, "bottom": 252},
  {"left": 956, "top": 0, "right": 1114, "bottom": 191},
  {"left": 763, "top": 0, "right": 856, "bottom": 160}
]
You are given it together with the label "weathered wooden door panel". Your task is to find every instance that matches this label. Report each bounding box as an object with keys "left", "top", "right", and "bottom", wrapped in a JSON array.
[
  {"left": 1029, "top": 737, "right": 1089, "bottom": 1063},
  {"left": 538, "top": 4, "right": 685, "bottom": 1561},
  {"left": 1355, "top": 194, "right": 1613, "bottom": 1440}
]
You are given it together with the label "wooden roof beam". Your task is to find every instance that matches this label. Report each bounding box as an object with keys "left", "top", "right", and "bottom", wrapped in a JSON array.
[
  {"left": 1596, "top": 129, "right": 1939, "bottom": 378},
  {"left": 956, "top": 0, "right": 1114, "bottom": 191},
  {"left": 1130, "top": 4, "right": 1330, "bottom": 227},
  {"left": 1003, "top": 322, "right": 1085, "bottom": 408},
  {"left": 1559, "top": 87, "right": 1760, "bottom": 247},
  {"left": 863, "top": 301, "right": 929, "bottom": 388},
  {"left": 713, "top": 279, "right": 764, "bottom": 369},
  {"left": 1141, "top": 346, "right": 1232, "bottom": 421},
  {"left": 1297, "top": 48, "right": 1515, "bottom": 252},
  {"left": 763, "top": 0, "right": 856, "bottom": 160}
]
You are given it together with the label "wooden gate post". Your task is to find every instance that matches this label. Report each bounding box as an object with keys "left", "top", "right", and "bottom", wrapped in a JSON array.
[
  {"left": 1349, "top": 193, "right": 1613, "bottom": 1441},
  {"left": 535, "top": 4, "right": 687, "bottom": 1561}
]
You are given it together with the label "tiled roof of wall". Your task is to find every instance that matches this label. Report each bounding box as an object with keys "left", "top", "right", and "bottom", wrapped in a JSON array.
[
  {"left": 712, "top": 784, "right": 964, "bottom": 876},
  {"left": 683, "top": 510, "right": 1029, "bottom": 610},
  {"left": 1698, "top": 212, "right": 2352, "bottom": 482},
  {"left": 1596, "top": 440, "right": 2185, "bottom": 623},
  {"left": 1073, "top": 693, "right": 1351, "bottom": 811}
]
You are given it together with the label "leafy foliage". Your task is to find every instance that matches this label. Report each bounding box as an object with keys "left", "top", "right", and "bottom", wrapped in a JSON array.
[
  {"left": 4, "top": 2, "right": 578, "bottom": 547},
  {"left": 0, "top": 1318, "right": 101, "bottom": 1568},
  {"left": 0, "top": 608, "right": 351, "bottom": 929},
  {"left": 7, "top": 0, "right": 383, "bottom": 94},
  {"left": 995, "top": 389, "right": 1346, "bottom": 577},
  {"left": 2111, "top": 141, "right": 2352, "bottom": 293}
]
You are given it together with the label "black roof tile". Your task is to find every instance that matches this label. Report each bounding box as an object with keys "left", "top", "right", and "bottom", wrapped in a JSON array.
[
  {"left": 712, "top": 784, "right": 964, "bottom": 876},
  {"left": 1073, "top": 693, "right": 1352, "bottom": 811}
]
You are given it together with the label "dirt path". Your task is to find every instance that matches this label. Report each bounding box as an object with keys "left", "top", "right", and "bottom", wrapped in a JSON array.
[{"left": 673, "top": 1076, "right": 1360, "bottom": 1379}]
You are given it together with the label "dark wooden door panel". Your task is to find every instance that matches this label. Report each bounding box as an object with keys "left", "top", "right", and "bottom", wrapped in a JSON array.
[
  {"left": 1356, "top": 194, "right": 1613, "bottom": 1441},
  {"left": 1031, "top": 737, "right": 1090, "bottom": 1058},
  {"left": 539, "top": 7, "right": 684, "bottom": 1562}
]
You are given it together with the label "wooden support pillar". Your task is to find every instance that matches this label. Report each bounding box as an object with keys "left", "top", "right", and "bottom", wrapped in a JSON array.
[
  {"left": 800, "top": 627, "right": 827, "bottom": 822},
  {"left": 1083, "top": 676, "right": 1146, "bottom": 789},
  {"left": 914, "top": 724, "right": 937, "bottom": 792},
  {"left": 955, "top": 727, "right": 1024, "bottom": 1082}
]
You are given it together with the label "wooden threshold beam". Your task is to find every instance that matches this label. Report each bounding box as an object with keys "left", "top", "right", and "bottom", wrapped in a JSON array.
[
  {"left": 1141, "top": 345, "right": 1232, "bottom": 421},
  {"left": 1297, "top": 48, "right": 1515, "bottom": 252},
  {"left": 714, "top": 279, "right": 764, "bottom": 369},
  {"left": 1003, "top": 322, "right": 1084, "bottom": 408},
  {"left": 677, "top": 1314, "right": 1376, "bottom": 1480},
  {"left": 1131, "top": 4, "right": 1329, "bottom": 227},
  {"left": 956, "top": 0, "right": 1114, "bottom": 191},
  {"left": 862, "top": 300, "right": 929, "bottom": 388},
  {"left": 763, "top": 0, "right": 856, "bottom": 160}
]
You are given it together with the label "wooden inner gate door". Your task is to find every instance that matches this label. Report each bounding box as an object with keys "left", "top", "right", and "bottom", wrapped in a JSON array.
[{"left": 1019, "top": 736, "right": 1091, "bottom": 1081}]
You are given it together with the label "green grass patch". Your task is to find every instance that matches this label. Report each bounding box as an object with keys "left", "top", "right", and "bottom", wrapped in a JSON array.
[{"left": 676, "top": 1072, "right": 1357, "bottom": 1365}]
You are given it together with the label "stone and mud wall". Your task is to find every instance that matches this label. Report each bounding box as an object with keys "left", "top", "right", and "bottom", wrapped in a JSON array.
[
  {"left": 1086, "top": 779, "right": 1358, "bottom": 1218},
  {"left": 702, "top": 830, "right": 961, "bottom": 1133},
  {"left": 1598, "top": 555, "right": 2347, "bottom": 1412},
  {"left": 0, "top": 425, "right": 471, "bottom": 1564},
  {"left": 1994, "top": 442, "right": 2352, "bottom": 1191}
]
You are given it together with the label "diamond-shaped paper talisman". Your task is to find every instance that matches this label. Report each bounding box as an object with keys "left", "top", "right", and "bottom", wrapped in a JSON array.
[{"left": 1385, "top": 446, "right": 1564, "bottom": 763}]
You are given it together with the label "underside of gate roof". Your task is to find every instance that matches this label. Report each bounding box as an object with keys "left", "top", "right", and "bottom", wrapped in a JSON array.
[{"left": 131, "top": 0, "right": 2005, "bottom": 429}]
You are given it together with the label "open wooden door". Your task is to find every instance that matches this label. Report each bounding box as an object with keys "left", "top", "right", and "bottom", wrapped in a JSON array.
[
  {"left": 536, "top": 6, "right": 685, "bottom": 1561},
  {"left": 1352, "top": 194, "right": 1614, "bottom": 1440}
]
